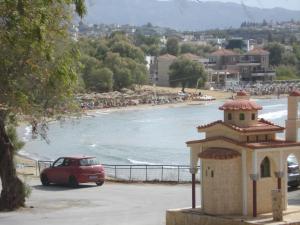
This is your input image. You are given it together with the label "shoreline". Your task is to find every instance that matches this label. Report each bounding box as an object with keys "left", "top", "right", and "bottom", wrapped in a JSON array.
[
  {"left": 83, "top": 100, "right": 214, "bottom": 115},
  {"left": 82, "top": 91, "right": 286, "bottom": 115},
  {"left": 15, "top": 90, "right": 287, "bottom": 173}
]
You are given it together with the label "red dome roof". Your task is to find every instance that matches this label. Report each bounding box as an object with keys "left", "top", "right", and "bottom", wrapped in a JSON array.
[
  {"left": 219, "top": 99, "right": 262, "bottom": 111},
  {"left": 290, "top": 90, "right": 300, "bottom": 96},
  {"left": 236, "top": 90, "right": 248, "bottom": 96}
]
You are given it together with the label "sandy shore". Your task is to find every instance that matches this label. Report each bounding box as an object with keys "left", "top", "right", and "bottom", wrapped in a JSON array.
[{"left": 82, "top": 88, "right": 233, "bottom": 115}]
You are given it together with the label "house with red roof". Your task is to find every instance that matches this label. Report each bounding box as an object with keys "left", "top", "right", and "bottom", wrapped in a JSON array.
[{"left": 207, "top": 48, "right": 275, "bottom": 88}]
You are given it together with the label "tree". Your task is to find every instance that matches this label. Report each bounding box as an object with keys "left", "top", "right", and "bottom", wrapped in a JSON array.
[
  {"left": 166, "top": 37, "right": 179, "bottom": 56},
  {"left": 265, "top": 43, "right": 285, "bottom": 66},
  {"left": 226, "top": 39, "right": 246, "bottom": 50},
  {"left": 180, "top": 43, "right": 197, "bottom": 54},
  {"left": 275, "top": 65, "right": 298, "bottom": 80},
  {"left": 0, "top": 0, "right": 86, "bottom": 210},
  {"left": 88, "top": 68, "right": 114, "bottom": 92},
  {"left": 267, "top": 31, "right": 273, "bottom": 42},
  {"left": 79, "top": 35, "right": 148, "bottom": 91},
  {"left": 104, "top": 52, "right": 133, "bottom": 90},
  {"left": 111, "top": 41, "right": 145, "bottom": 63},
  {"left": 293, "top": 44, "right": 300, "bottom": 72},
  {"left": 169, "top": 57, "right": 206, "bottom": 92},
  {"left": 80, "top": 55, "right": 113, "bottom": 92},
  {"left": 262, "top": 19, "right": 268, "bottom": 26}
]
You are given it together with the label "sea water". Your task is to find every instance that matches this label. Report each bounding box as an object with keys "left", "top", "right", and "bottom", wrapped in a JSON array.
[{"left": 17, "top": 98, "right": 290, "bottom": 165}]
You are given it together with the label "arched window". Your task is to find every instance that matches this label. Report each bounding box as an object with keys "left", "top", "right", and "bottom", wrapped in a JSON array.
[
  {"left": 239, "top": 113, "right": 245, "bottom": 121},
  {"left": 228, "top": 113, "right": 232, "bottom": 120},
  {"left": 260, "top": 157, "right": 271, "bottom": 178}
]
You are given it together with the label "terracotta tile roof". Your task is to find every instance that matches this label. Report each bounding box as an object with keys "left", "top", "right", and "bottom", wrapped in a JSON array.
[
  {"left": 186, "top": 136, "right": 300, "bottom": 150},
  {"left": 210, "top": 49, "right": 238, "bottom": 56},
  {"left": 181, "top": 53, "right": 200, "bottom": 61},
  {"left": 186, "top": 136, "right": 248, "bottom": 148},
  {"left": 197, "top": 119, "right": 284, "bottom": 133},
  {"left": 245, "top": 140, "right": 300, "bottom": 149},
  {"left": 245, "top": 48, "right": 269, "bottom": 55},
  {"left": 290, "top": 90, "right": 300, "bottom": 96},
  {"left": 158, "top": 54, "right": 177, "bottom": 60},
  {"left": 219, "top": 99, "right": 262, "bottom": 111},
  {"left": 198, "top": 147, "right": 241, "bottom": 160}
]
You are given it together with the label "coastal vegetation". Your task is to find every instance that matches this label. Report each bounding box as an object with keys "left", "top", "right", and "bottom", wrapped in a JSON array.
[
  {"left": 78, "top": 34, "right": 148, "bottom": 92},
  {"left": 0, "top": 0, "right": 86, "bottom": 210},
  {"left": 266, "top": 43, "right": 300, "bottom": 79},
  {"left": 169, "top": 57, "right": 207, "bottom": 92}
]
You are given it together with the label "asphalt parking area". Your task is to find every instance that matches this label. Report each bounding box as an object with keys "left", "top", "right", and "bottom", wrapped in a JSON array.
[
  {"left": 0, "top": 178, "right": 300, "bottom": 225},
  {"left": 0, "top": 178, "right": 198, "bottom": 225}
]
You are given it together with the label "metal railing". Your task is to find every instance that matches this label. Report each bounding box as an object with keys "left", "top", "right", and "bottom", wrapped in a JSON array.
[
  {"left": 37, "top": 161, "right": 200, "bottom": 183},
  {"left": 103, "top": 164, "right": 200, "bottom": 182}
]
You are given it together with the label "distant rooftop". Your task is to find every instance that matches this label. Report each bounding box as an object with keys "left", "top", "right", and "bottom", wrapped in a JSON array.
[
  {"left": 158, "top": 54, "right": 177, "bottom": 60},
  {"left": 180, "top": 53, "right": 201, "bottom": 61},
  {"left": 245, "top": 48, "right": 269, "bottom": 55}
]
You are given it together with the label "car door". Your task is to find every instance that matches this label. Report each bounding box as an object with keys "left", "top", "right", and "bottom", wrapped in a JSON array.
[
  {"left": 47, "top": 157, "right": 65, "bottom": 183},
  {"left": 59, "top": 158, "right": 73, "bottom": 183}
]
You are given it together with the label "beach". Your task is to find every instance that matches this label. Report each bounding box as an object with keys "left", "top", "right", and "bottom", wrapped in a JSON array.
[{"left": 15, "top": 87, "right": 285, "bottom": 176}]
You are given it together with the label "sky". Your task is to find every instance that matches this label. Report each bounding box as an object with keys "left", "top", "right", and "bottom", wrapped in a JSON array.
[{"left": 194, "top": 0, "right": 300, "bottom": 10}]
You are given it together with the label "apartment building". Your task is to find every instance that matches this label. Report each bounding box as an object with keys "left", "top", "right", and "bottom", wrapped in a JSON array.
[{"left": 207, "top": 48, "right": 275, "bottom": 88}]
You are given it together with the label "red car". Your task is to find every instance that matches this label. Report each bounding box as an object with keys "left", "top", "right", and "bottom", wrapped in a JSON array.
[{"left": 40, "top": 156, "right": 105, "bottom": 187}]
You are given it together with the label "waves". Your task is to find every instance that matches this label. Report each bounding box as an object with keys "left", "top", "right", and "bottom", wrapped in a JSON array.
[
  {"left": 22, "top": 125, "right": 32, "bottom": 142},
  {"left": 259, "top": 110, "right": 287, "bottom": 120},
  {"left": 127, "top": 158, "right": 157, "bottom": 165},
  {"left": 263, "top": 104, "right": 286, "bottom": 109}
]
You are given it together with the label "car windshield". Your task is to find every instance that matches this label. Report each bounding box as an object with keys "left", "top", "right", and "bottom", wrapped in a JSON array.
[{"left": 79, "top": 158, "right": 100, "bottom": 166}]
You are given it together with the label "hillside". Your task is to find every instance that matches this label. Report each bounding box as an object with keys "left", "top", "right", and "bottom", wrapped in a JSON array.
[{"left": 83, "top": 0, "right": 300, "bottom": 30}]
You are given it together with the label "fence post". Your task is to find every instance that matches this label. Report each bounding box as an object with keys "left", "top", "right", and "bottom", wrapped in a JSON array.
[
  {"left": 38, "top": 161, "right": 41, "bottom": 175},
  {"left": 36, "top": 161, "right": 38, "bottom": 176},
  {"left": 114, "top": 165, "right": 117, "bottom": 179},
  {"left": 178, "top": 166, "right": 180, "bottom": 183},
  {"left": 161, "top": 165, "right": 164, "bottom": 181},
  {"left": 129, "top": 165, "right": 132, "bottom": 181},
  {"left": 146, "top": 165, "right": 148, "bottom": 181}
]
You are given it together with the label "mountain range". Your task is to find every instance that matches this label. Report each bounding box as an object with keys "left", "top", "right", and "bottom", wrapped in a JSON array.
[{"left": 83, "top": 0, "right": 300, "bottom": 31}]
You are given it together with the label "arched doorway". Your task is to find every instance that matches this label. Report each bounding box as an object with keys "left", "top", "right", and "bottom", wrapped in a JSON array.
[{"left": 287, "top": 154, "right": 300, "bottom": 188}]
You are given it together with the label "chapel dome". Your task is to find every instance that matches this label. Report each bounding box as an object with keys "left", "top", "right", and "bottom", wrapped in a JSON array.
[
  {"left": 219, "top": 99, "right": 262, "bottom": 111},
  {"left": 236, "top": 90, "right": 248, "bottom": 96},
  {"left": 290, "top": 90, "right": 300, "bottom": 96}
]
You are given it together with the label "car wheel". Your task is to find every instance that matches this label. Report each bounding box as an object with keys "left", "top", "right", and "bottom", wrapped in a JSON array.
[
  {"left": 41, "top": 174, "right": 50, "bottom": 186},
  {"left": 69, "top": 176, "right": 78, "bottom": 188},
  {"left": 96, "top": 181, "right": 104, "bottom": 186}
]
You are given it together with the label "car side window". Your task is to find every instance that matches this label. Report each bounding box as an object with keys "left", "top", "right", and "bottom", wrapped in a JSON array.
[
  {"left": 53, "top": 158, "right": 64, "bottom": 167},
  {"left": 63, "top": 158, "right": 71, "bottom": 167}
]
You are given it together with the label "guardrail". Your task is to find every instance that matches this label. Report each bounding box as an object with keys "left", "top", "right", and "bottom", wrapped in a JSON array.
[
  {"left": 37, "top": 161, "right": 200, "bottom": 183},
  {"left": 103, "top": 164, "right": 200, "bottom": 182}
]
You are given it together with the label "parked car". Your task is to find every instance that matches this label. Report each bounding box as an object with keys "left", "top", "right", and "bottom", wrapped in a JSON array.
[
  {"left": 288, "top": 155, "right": 300, "bottom": 188},
  {"left": 40, "top": 156, "right": 105, "bottom": 187}
]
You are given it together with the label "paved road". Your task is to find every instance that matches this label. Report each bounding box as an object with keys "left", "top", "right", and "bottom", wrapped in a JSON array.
[
  {"left": 0, "top": 178, "right": 199, "bottom": 225},
  {"left": 0, "top": 178, "right": 300, "bottom": 225}
]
